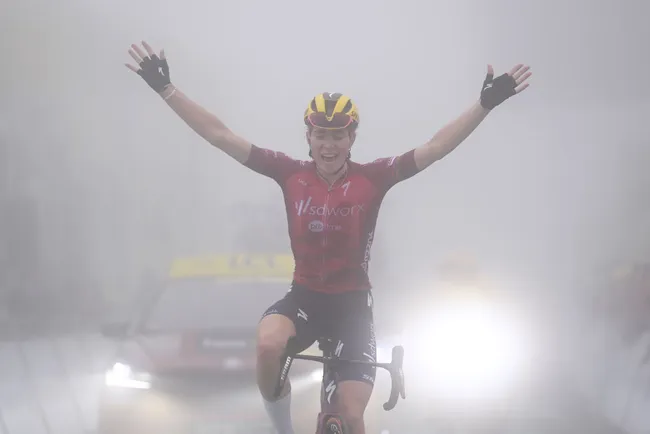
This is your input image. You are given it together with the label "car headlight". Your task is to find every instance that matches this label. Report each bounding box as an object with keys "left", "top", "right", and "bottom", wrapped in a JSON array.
[
  {"left": 105, "top": 362, "right": 152, "bottom": 390},
  {"left": 400, "top": 297, "right": 533, "bottom": 401}
]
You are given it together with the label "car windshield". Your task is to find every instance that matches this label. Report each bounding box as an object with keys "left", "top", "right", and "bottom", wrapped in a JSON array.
[{"left": 142, "top": 279, "right": 288, "bottom": 331}]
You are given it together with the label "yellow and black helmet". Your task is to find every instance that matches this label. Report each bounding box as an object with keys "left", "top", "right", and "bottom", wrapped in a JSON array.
[{"left": 304, "top": 92, "right": 359, "bottom": 130}]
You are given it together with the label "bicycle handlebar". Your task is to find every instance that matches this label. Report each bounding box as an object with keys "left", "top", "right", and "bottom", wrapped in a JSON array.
[
  {"left": 382, "top": 345, "right": 405, "bottom": 410},
  {"left": 273, "top": 337, "right": 406, "bottom": 411}
]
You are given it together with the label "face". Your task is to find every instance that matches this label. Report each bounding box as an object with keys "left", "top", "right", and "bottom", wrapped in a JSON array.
[{"left": 307, "top": 127, "right": 355, "bottom": 175}]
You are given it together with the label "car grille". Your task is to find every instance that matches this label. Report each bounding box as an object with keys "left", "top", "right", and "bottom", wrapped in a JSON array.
[{"left": 151, "top": 370, "right": 254, "bottom": 398}]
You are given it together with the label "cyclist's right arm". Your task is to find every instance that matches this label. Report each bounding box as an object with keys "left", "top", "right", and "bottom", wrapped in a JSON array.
[
  {"left": 126, "top": 42, "right": 298, "bottom": 175},
  {"left": 160, "top": 86, "right": 301, "bottom": 183},
  {"left": 160, "top": 85, "right": 251, "bottom": 164}
]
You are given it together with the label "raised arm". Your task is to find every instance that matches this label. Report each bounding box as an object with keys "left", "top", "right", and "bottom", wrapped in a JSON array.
[
  {"left": 125, "top": 41, "right": 251, "bottom": 164},
  {"left": 159, "top": 85, "right": 251, "bottom": 163},
  {"left": 413, "top": 64, "right": 532, "bottom": 171}
]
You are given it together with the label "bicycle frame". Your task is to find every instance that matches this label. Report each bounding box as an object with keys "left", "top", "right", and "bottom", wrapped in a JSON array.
[{"left": 274, "top": 336, "right": 406, "bottom": 412}]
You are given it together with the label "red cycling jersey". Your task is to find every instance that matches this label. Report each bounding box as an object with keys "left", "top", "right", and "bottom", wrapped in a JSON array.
[{"left": 245, "top": 145, "right": 421, "bottom": 294}]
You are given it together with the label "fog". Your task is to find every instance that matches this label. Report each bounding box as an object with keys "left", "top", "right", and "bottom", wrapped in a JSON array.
[{"left": 1, "top": 0, "right": 649, "bottom": 319}]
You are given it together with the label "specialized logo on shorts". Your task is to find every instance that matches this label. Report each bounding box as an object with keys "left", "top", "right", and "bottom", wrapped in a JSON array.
[
  {"left": 297, "top": 308, "right": 308, "bottom": 322},
  {"left": 334, "top": 340, "right": 344, "bottom": 357},
  {"left": 362, "top": 374, "right": 375, "bottom": 384}
]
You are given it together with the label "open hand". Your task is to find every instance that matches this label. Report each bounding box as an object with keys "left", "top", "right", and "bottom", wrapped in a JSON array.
[
  {"left": 125, "top": 41, "right": 171, "bottom": 93},
  {"left": 480, "top": 64, "right": 532, "bottom": 110}
]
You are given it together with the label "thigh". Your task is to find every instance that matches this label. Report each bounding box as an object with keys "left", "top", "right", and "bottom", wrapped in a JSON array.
[
  {"left": 258, "top": 285, "right": 318, "bottom": 353},
  {"left": 322, "top": 291, "right": 376, "bottom": 425},
  {"left": 328, "top": 292, "right": 377, "bottom": 386}
]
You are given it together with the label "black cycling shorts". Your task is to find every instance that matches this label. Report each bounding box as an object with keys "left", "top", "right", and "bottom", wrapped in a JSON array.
[{"left": 260, "top": 284, "right": 377, "bottom": 386}]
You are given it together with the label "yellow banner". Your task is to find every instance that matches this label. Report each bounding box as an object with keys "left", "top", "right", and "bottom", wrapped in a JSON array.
[{"left": 169, "top": 253, "right": 294, "bottom": 280}]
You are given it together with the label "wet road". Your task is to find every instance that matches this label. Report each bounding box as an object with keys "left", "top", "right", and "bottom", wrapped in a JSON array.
[
  {"left": 2, "top": 332, "right": 649, "bottom": 434},
  {"left": 0, "top": 332, "right": 384, "bottom": 434}
]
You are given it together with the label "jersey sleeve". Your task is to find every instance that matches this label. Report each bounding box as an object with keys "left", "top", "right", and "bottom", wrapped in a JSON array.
[
  {"left": 362, "top": 148, "right": 421, "bottom": 192},
  {"left": 243, "top": 144, "right": 304, "bottom": 184}
]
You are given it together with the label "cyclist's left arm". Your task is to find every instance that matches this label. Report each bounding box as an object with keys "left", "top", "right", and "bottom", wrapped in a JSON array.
[
  {"left": 413, "top": 100, "right": 490, "bottom": 171},
  {"left": 361, "top": 150, "right": 421, "bottom": 192},
  {"left": 363, "top": 100, "right": 489, "bottom": 190}
]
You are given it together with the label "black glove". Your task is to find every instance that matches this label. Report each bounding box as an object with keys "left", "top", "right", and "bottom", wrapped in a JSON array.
[
  {"left": 137, "top": 54, "right": 171, "bottom": 93},
  {"left": 480, "top": 71, "right": 516, "bottom": 110}
]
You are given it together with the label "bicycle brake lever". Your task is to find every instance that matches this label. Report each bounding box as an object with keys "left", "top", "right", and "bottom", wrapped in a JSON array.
[{"left": 383, "top": 345, "right": 405, "bottom": 411}]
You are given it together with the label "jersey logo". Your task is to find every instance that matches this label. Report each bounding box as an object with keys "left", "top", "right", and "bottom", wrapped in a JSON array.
[
  {"left": 295, "top": 197, "right": 313, "bottom": 216},
  {"left": 341, "top": 180, "right": 351, "bottom": 196},
  {"left": 295, "top": 196, "right": 365, "bottom": 217}
]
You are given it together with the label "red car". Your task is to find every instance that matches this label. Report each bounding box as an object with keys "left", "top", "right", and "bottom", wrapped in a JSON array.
[{"left": 97, "top": 254, "right": 319, "bottom": 434}]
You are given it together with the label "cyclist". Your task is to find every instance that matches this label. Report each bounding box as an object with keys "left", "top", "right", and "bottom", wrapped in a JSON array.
[{"left": 125, "top": 41, "right": 532, "bottom": 434}]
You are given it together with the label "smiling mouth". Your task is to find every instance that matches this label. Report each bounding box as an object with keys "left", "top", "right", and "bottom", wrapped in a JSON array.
[{"left": 321, "top": 154, "right": 338, "bottom": 163}]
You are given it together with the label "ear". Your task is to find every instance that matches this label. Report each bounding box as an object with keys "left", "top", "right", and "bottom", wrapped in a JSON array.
[
  {"left": 306, "top": 129, "right": 313, "bottom": 158},
  {"left": 348, "top": 130, "right": 357, "bottom": 147}
]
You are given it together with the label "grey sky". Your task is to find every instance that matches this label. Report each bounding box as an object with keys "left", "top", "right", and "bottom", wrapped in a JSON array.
[{"left": 1, "top": 0, "right": 648, "bottom": 310}]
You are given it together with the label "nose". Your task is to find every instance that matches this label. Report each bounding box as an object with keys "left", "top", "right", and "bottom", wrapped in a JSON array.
[{"left": 317, "top": 143, "right": 337, "bottom": 152}]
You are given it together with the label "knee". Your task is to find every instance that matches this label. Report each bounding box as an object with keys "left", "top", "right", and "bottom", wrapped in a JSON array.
[
  {"left": 339, "top": 407, "right": 364, "bottom": 434},
  {"left": 256, "top": 315, "right": 296, "bottom": 401},
  {"left": 257, "top": 330, "right": 284, "bottom": 361},
  {"left": 336, "top": 382, "right": 372, "bottom": 434},
  {"left": 256, "top": 315, "right": 295, "bottom": 363}
]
